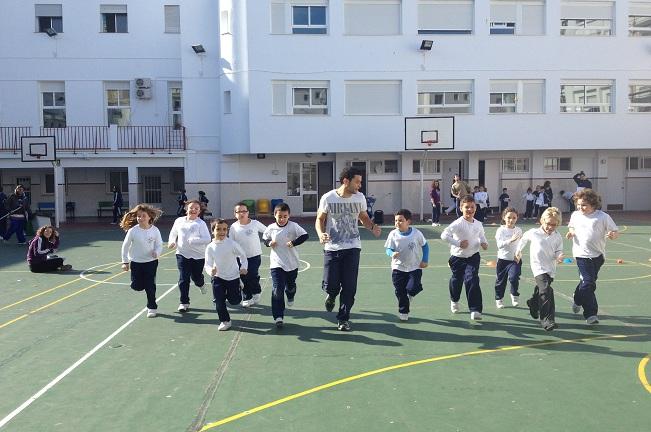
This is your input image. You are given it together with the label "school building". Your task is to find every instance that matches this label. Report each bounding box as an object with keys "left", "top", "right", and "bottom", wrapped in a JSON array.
[{"left": 1, "top": 0, "right": 650, "bottom": 222}]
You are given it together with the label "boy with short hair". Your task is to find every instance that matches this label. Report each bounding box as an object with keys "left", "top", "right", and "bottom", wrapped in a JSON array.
[
  {"left": 441, "top": 196, "right": 489, "bottom": 321},
  {"left": 263, "top": 203, "right": 309, "bottom": 328},
  {"left": 498, "top": 188, "right": 510, "bottom": 214},
  {"left": 385, "top": 209, "right": 429, "bottom": 321}
]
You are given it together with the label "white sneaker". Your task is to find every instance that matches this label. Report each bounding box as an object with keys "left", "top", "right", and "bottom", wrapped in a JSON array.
[
  {"left": 496, "top": 299, "right": 505, "bottom": 309},
  {"left": 450, "top": 301, "right": 460, "bottom": 313},
  {"left": 510, "top": 294, "right": 519, "bottom": 307},
  {"left": 252, "top": 293, "right": 261, "bottom": 305},
  {"left": 177, "top": 303, "right": 189, "bottom": 312},
  {"left": 146, "top": 308, "right": 157, "bottom": 318},
  {"left": 399, "top": 313, "right": 409, "bottom": 321},
  {"left": 275, "top": 317, "right": 284, "bottom": 328},
  {"left": 572, "top": 303, "right": 581, "bottom": 314},
  {"left": 470, "top": 311, "right": 483, "bottom": 321},
  {"left": 198, "top": 285, "right": 207, "bottom": 295},
  {"left": 586, "top": 315, "right": 599, "bottom": 325},
  {"left": 241, "top": 299, "right": 253, "bottom": 308},
  {"left": 287, "top": 299, "right": 294, "bottom": 307},
  {"left": 218, "top": 321, "right": 232, "bottom": 331}
]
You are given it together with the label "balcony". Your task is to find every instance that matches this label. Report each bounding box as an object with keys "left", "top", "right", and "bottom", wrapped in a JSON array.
[{"left": 0, "top": 125, "right": 186, "bottom": 154}]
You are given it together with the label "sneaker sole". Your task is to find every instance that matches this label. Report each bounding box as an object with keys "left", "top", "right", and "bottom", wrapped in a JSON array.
[{"left": 526, "top": 299, "right": 539, "bottom": 319}]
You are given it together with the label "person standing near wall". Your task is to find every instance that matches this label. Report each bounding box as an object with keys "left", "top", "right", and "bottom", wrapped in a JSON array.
[
  {"left": 111, "top": 186, "right": 123, "bottom": 225},
  {"left": 450, "top": 174, "right": 470, "bottom": 217}
]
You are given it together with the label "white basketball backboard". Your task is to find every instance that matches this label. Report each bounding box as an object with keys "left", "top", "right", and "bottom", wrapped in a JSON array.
[
  {"left": 405, "top": 116, "right": 454, "bottom": 150},
  {"left": 21, "top": 136, "right": 56, "bottom": 162}
]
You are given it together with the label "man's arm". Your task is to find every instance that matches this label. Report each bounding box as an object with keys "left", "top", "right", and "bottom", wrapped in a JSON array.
[
  {"left": 359, "top": 210, "right": 381, "bottom": 238},
  {"left": 315, "top": 211, "right": 329, "bottom": 244}
]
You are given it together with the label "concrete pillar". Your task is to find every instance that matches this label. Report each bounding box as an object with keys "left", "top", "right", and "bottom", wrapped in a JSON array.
[
  {"left": 54, "top": 164, "right": 66, "bottom": 226},
  {"left": 128, "top": 166, "right": 139, "bottom": 208}
]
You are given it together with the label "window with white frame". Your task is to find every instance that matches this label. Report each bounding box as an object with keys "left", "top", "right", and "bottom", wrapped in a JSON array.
[
  {"left": 370, "top": 160, "right": 399, "bottom": 174},
  {"left": 220, "top": 9, "right": 231, "bottom": 34},
  {"left": 35, "top": 4, "right": 63, "bottom": 33},
  {"left": 560, "top": 1, "right": 613, "bottom": 36},
  {"left": 345, "top": 81, "right": 401, "bottom": 115},
  {"left": 544, "top": 157, "right": 571, "bottom": 171},
  {"left": 501, "top": 158, "right": 529, "bottom": 173},
  {"left": 109, "top": 171, "right": 128, "bottom": 193},
  {"left": 272, "top": 80, "right": 329, "bottom": 115},
  {"left": 418, "top": 0, "right": 473, "bottom": 34},
  {"left": 293, "top": 5, "right": 327, "bottom": 33},
  {"left": 489, "top": 80, "right": 544, "bottom": 114},
  {"left": 629, "top": 81, "right": 651, "bottom": 112},
  {"left": 417, "top": 80, "right": 473, "bottom": 114},
  {"left": 164, "top": 5, "right": 180, "bottom": 33},
  {"left": 40, "top": 82, "right": 66, "bottom": 128},
  {"left": 169, "top": 84, "right": 182, "bottom": 128},
  {"left": 627, "top": 156, "right": 651, "bottom": 170},
  {"left": 105, "top": 82, "right": 131, "bottom": 125},
  {"left": 490, "top": 0, "right": 545, "bottom": 35},
  {"left": 560, "top": 81, "right": 613, "bottom": 113},
  {"left": 101, "top": 5, "right": 128, "bottom": 33},
  {"left": 629, "top": 2, "right": 651, "bottom": 36},
  {"left": 344, "top": 0, "right": 401, "bottom": 35},
  {"left": 412, "top": 159, "right": 441, "bottom": 174}
]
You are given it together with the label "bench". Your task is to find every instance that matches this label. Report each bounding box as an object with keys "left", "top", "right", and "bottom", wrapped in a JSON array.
[
  {"left": 37, "top": 202, "right": 55, "bottom": 216},
  {"left": 98, "top": 201, "right": 129, "bottom": 217}
]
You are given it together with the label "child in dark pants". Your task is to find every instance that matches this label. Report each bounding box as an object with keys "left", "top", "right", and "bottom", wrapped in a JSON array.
[
  {"left": 494, "top": 207, "right": 522, "bottom": 308},
  {"left": 204, "top": 219, "right": 248, "bottom": 331},
  {"left": 120, "top": 204, "right": 163, "bottom": 318},
  {"left": 515, "top": 207, "right": 563, "bottom": 331},
  {"left": 384, "top": 209, "right": 429, "bottom": 321},
  {"left": 262, "top": 203, "right": 308, "bottom": 328}
]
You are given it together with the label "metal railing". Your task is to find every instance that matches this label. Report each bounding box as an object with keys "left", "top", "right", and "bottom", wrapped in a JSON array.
[
  {"left": 0, "top": 127, "right": 32, "bottom": 153},
  {"left": 117, "top": 126, "right": 186, "bottom": 153},
  {"left": 40, "top": 126, "right": 110, "bottom": 153}
]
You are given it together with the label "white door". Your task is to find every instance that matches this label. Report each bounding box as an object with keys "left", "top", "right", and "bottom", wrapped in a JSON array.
[
  {"left": 605, "top": 158, "right": 625, "bottom": 210},
  {"left": 301, "top": 162, "right": 318, "bottom": 214}
]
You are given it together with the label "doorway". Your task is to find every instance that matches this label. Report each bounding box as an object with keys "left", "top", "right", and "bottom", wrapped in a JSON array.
[{"left": 605, "top": 158, "right": 625, "bottom": 210}]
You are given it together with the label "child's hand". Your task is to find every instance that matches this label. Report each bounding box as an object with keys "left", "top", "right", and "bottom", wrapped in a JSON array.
[
  {"left": 565, "top": 231, "right": 574, "bottom": 240},
  {"left": 392, "top": 251, "right": 400, "bottom": 259},
  {"left": 286, "top": 241, "right": 294, "bottom": 248},
  {"left": 419, "top": 261, "right": 428, "bottom": 269},
  {"left": 514, "top": 254, "right": 521, "bottom": 264},
  {"left": 240, "top": 268, "right": 248, "bottom": 276},
  {"left": 121, "top": 263, "right": 129, "bottom": 272},
  {"left": 459, "top": 240, "right": 469, "bottom": 249},
  {"left": 151, "top": 251, "right": 158, "bottom": 258},
  {"left": 211, "top": 265, "right": 217, "bottom": 277},
  {"left": 510, "top": 233, "right": 522, "bottom": 243},
  {"left": 371, "top": 225, "right": 381, "bottom": 238},
  {"left": 606, "top": 231, "right": 619, "bottom": 240},
  {"left": 480, "top": 242, "right": 488, "bottom": 250},
  {"left": 556, "top": 254, "right": 564, "bottom": 264},
  {"left": 168, "top": 242, "right": 176, "bottom": 249},
  {"left": 269, "top": 240, "right": 277, "bottom": 248}
]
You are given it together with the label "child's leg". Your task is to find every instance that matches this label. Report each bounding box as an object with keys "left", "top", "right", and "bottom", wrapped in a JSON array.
[
  {"left": 285, "top": 268, "right": 298, "bottom": 301},
  {"left": 143, "top": 260, "right": 159, "bottom": 310},
  {"left": 270, "top": 268, "right": 287, "bottom": 320},
  {"left": 494, "top": 259, "right": 509, "bottom": 300},
  {"left": 176, "top": 255, "right": 191, "bottom": 305},
  {"left": 211, "top": 277, "right": 231, "bottom": 323},
  {"left": 534, "top": 274, "right": 556, "bottom": 327},
  {"left": 533, "top": 204, "right": 539, "bottom": 218},
  {"left": 406, "top": 269, "right": 424, "bottom": 298},
  {"left": 225, "top": 278, "right": 243, "bottom": 307},
  {"left": 448, "top": 256, "right": 466, "bottom": 303},
  {"left": 507, "top": 260, "right": 522, "bottom": 297},
  {"left": 573, "top": 255, "right": 604, "bottom": 318},
  {"left": 189, "top": 258, "right": 205, "bottom": 288},
  {"left": 129, "top": 261, "right": 146, "bottom": 292},
  {"left": 463, "top": 253, "right": 483, "bottom": 313},
  {"left": 247, "top": 255, "right": 262, "bottom": 297},
  {"left": 391, "top": 270, "right": 410, "bottom": 314}
]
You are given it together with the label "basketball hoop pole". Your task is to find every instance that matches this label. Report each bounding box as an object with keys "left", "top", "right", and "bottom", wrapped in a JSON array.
[
  {"left": 420, "top": 149, "right": 428, "bottom": 221},
  {"left": 52, "top": 160, "right": 61, "bottom": 228}
]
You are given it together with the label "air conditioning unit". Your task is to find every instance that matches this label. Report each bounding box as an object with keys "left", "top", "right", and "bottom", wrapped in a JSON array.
[
  {"left": 135, "top": 78, "right": 151, "bottom": 88},
  {"left": 136, "top": 88, "right": 152, "bottom": 99}
]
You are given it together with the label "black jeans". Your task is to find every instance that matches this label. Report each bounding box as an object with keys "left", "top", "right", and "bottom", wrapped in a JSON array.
[
  {"left": 494, "top": 259, "right": 521, "bottom": 299},
  {"left": 531, "top": 273, "right": 556, "bottom": 327},
  {"left": 448, "top": 253, "right": 483, "bottom": 313},
  {"left": 130, "top": 260, "right": 159, "bottom": 310},
  {"left": 212, "top": 277, "right": 242, "bottom": 323},
  {"left": 322, "top": 248, "right": 361, "bottom": 322},
  {"left": 29, "top": 257, "right": 64, "bottom": 273},
  {"left": 240, "top": 255, "right": 262, "bottom": 300},
  {"left": 176, "top": 255, "right": 205, "bottom": 304},
  {"left": 270, "top": 267, "right": 298, "bottom": 320},
  {"left": 392, "top": 269, "right": 423, "bottom": 314},
  {"left": 431, "top": 203, "right": 441, "bottom": 223}
]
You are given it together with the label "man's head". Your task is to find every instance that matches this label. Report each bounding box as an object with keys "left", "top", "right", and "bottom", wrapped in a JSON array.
[{"left": 339, "top": 166, "right": 363, "bottom": 194}]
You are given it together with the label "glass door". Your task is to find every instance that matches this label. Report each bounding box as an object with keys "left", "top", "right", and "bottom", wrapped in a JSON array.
[{"left": 301, "top": 162, "right": 318, "bottom": 213}]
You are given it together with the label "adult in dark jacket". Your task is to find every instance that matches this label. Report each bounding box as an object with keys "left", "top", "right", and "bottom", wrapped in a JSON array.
[
  {"left": 27, "top": 225, "right": 72, "bottom": 272},
  {"left": 573, "top": 171, "right": 593, "bottom": 191},
  {"left": 112, "top": 186, "right": 124, "bottom": 224},
  {"left": 2, "top": 184, "right": 31, "bottom": 244},
  {"left": 0, "top": 186, "right": 7, "bottom": 239}
]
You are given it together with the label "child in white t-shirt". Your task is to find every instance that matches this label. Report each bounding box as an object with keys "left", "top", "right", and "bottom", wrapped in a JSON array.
[
  {"left": 494, "top": 207, "right": 522, "bottom": 309},
  {"left": 384, "top": 209, "right": 429, "bottom": 321}
]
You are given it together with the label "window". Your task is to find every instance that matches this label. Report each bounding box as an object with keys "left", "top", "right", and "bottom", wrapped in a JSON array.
[
  {"left": 273, "top": 80, "right": 329, "bottom": 115},
  {"left": 560, "top": 1, "right": 613, "bottom": 36},
  {"left": 544, "top": 157, "right": 571, "bottom": 171},
  {"left": 629, "top": 81, "right": 651, "bottom": 112},
  {"left": 287, "top": 162, "right": 300, "bottom": 196},
  {"left": 223, "top": 90, "right": 232, "bottom": 114},
  {"left": 418, "top": 0, "right": 473, "bottom": 34},
  {"left": 627, "top": 156, "right": 651, "bottom": 170},
  {"left": 560, "top": 81, "right": 613, "bottom": 113},
  {"left": 169, "top": 85, "right": 182, "bottom": 127},
  {"left": 220, "top": 9, "right": 231, "bottom": 34},
  {"left": 143, "top": 175, "right": 162, "bottom": 204},
  {"left": 293, "top": 5, "right": 327, "bottom": 34},
  {"left": 629, "top": 2, "right": 651, "bottom": 36},
  {"left": 490, "top": 0, "right": 545, "bottom": 35},
  {"left": 105, "top": 82, "right": 131, "bottom": 125},
  {"left": 294, "top": 87, "right": 328, "bottom": 114},
  {"left": 370, "top": 160, "right": 399, "bottom": 174},
  {"left": 164, "top": 5, "right": 180, "bottom": 33},
  {"left": 109, "top": 171, "right": 128, "bottom": 193},
  {"left": 501, "top": 158, "right": 529, "bottom": 173},
  {"left": 35, "top": 4, "right": 63, "bottom": 33},
  {"left": 417, "top": 80, "right": 473, "bottom": 114},
  {"left": 45, "top": 174, "right": 55, "bottom": 194},
  {"left": 171, "top": 170, "right": 185, "bottom": 193},
  {"left": 489, "top": 80, "right": 544, "bottom": 114},
  {"left": 412, "top": 159, "right": 441, "bottom": 174},
  {"left": 41, "top": 82, "right": 66, "bottom": 127},
  {"left": 101, "top": 5, "right": 128, "bottom": 33},
  {"left": 344, "top": 0, "right": 401, "bottom": 35},
  {"left": 345, "top": 81, "right": 401, "bottom": 115}
]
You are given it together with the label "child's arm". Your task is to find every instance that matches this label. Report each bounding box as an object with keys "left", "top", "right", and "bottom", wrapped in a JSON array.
[
  {"left": 420, "top": 243, "right": 429, "bottom": 268},
  {"left": 234, "top": 243, "right": 248, "bottom": 274},
  {"left": 191, "top": 221, "right": 212, "bottom": 245},
  {"left": 153, "top": 228, "right": 163, "bottom": 258},
  {"left": 167, "top": 219, "right": 179, "bottom": 249},
  {"left": 386, "top": 247, "right": 397, "bottom": 258},
  {"left": 204, "top": 245, "right": 216, "bottom": 277},
  {"left": 440, "top": 223, "right": 461, "bottom": 247},
  {"left": 121, "top": 229, "right": 132, "bottom": 271},
  {"left": 255, "top": 220, "right": 267, "bottom": 233},
  {"left": 289, "top": 233, "right": 308, "bottom": 248},
  {"left": 605, "top": 214, "right": 619, "bottom": 239},
  {"left": 478, "top": 225, "right": 488, "bottom": 250},
  {"left": 514, "top": 231, "right": 530, "bottom": 263}
]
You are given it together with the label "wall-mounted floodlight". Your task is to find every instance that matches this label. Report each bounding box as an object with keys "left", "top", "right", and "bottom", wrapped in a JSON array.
[
  {"left": 191, "top": 44, "right": 206, "bottom": 54},
  {"left": 420, "top": 40, "right": 433, "bottom": 51},
  {"left": 45, "top": 27, "right": 58, "bottom": 37}
]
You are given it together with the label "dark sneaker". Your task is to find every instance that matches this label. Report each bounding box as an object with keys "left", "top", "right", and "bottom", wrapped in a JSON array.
[
  {"left": 337, "top": 320, "right": 351, "bottom": 331},
  {"left": 526, "top": 298, "right": 539, "bottom": 319},
  {"left": 58, "top": 264, "right": 73, "bottom": 271},
  {"left": 325, "top": 294, "right": 336, "bottom": 312},
  {"left": 543, "top": 322, "right": 557, "bottom": 331}
]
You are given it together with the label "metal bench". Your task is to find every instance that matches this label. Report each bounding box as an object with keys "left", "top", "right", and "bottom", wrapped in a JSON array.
[
  {"left": 37, "top": 202, "right": 55, "bottom": 216},
  {"left": 98, "top": 201, "right": 128, "bottom": 217}
]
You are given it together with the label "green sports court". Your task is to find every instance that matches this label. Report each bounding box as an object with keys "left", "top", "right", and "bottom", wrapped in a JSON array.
[{"left": 0, "top": 214, "right": 650, "bottom": 431}]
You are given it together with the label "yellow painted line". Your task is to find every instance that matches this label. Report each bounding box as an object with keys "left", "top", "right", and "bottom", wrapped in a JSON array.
[
  {"left": 200, "top": 333, "right": 641, "bottom": 431},
  {"left": 639, "top": 354, "right": 651, "bottom": 394}
]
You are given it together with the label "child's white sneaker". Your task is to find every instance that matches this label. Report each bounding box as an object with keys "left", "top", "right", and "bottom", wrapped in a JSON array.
[
  {"left": 287, "top": 298, "right": 294, "bottom": 307},
  {"left": 218, "top": 321, "right": 232, "bottom": 331},
  {"left": 146, "top": 308, "right": 157, "bottom": 318},
  {"left": 496, "top": 299, "right": 505, "bottom": 309},
  {"left": 510, "top": 294, "right": 519, "bottom": 307},
  {"left": 586, "top": 315, "right": 599, "bottom": 325},
  {"left": 198, "top": 285, "right": 207, "bottom": 295},
  {"left": 399, "top": 313, "right": 409, "bottom": 321},
  {"left": 450, "top": 301, "right": 460, "bottom": 313},
  {"left": 177, "top": 303, "right": 189, "bottom": 312},
  {"left": 252, "top": 293, "right": 261, "bottom": 305},
  {"left": 275, "top": 317, "right": 284, "bottom": 328},
  {"left": 241, "top": 299, "right": 253, "bottom": 308},
  {"left": 470, "top": 311, "right": 483, "bottom": 321}
]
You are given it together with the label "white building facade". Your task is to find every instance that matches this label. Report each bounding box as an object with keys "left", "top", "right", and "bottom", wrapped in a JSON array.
[{"left": 1, "top": 0, "right": 651, "bottom": 220}]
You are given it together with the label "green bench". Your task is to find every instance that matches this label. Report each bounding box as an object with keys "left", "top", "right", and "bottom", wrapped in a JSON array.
[{"left": 98, "top": 201, "right": 129, "bottom": 217}]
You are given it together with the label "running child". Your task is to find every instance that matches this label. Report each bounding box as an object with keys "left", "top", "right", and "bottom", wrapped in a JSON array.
[
  {"left": 566, "top": 189, "right": 619, "bottom": 325},
  {"left": 384, "top": 209, "right": 429, "bottom": 321},
  {"left": 204, "top": 219, "right": 248, "bottom": 331},
  {"left": 515, "top": 207, "right": 563, "bottom": 331},
  {"left": 27, "top": 225, "right": 72, "bottom": 272},
  {"left": 494, "top": 207, "right": 522, "bottom": 308},
  {"left": 120, "top": 204, "right": 163, "bottom": 318},
  {"left": 441, "top": 195, "right": 489, "bottom": 321},
  {"left": 262, "top": 203, "right": 308, "bottom": 328},
  {"left": 229, "top": 201, "right": 267, "bottom": 307}
]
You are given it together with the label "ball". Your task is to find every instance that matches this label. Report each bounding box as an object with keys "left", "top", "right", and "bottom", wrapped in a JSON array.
[
  {"left": 563, "top": 258, "right": 573, "bottom": 264},
  {"left": 616, "top": 258, "right": 624, "bottom": 264}
]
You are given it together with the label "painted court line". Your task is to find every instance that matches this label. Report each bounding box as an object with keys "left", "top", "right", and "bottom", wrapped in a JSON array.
[
  {"left": 638, "top": 354, "right": 651, "bottom": 394},
  {"left": 0, "top": 283, "right": 179, "bottom": 429},
  {"left": 199, "top": 333, "right": 643, "bottom": 431}
]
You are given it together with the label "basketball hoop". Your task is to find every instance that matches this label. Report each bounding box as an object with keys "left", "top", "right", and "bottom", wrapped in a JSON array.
[{"left": 423, "top": 140, "right": 435, "bottom": 148}]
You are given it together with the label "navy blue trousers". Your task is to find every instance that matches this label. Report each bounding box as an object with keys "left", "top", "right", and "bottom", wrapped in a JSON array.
[
  {"left": 322, "top": 248, "right": 361, "bottom": 322},
  {"left": 4, "top": 218, "right": 26, "bottom": 243},
  {"left": 240, "top": 255, "right": 262, "bottom": 300},
  {"left": 573, "top": 255, "right": 604, "bottom": 318},
  {"left": 431, "top": 203, "right": 441, "bottom": 223},
  {"left": 494, "top": 259, "right": 521, "bottom": 299},
  {"left": 270, "top": 267, "right": 298, "bottom": 320},
  {"left": 176, "top": 255, "right": 205, "bottom": 305},
  {"left": 212, "top": 277, "right": 242, "bottom": 323},
  {"left": 130, "top": 260, "right": 159, "bottom": 310},
  {"left": 524, "top": 201, "right": 534, "bottom": 219},
  {"left": 392, "top": 269, "right": 423, "bottom": 314},
  {"left": 448, "top": 253, "right": 483, "bottom": 313}
]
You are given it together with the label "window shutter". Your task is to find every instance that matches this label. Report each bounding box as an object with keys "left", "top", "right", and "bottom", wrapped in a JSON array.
[{"left": 164, "top": 5, "right": 180, "bottom": 33}]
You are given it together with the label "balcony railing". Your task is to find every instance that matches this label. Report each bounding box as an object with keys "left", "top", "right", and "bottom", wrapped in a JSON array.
[
  {"left": 41, "top": 126, "right": 110, "bottom": 153},
  {"left": 0, "top": 127, "right": 32, "bottom": 153},
  {"left": 117, "top": 126, "right": 186, "bottom": 153}
]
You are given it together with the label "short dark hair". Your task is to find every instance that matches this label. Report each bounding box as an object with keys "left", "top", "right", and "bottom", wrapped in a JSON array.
[
  {"left": 501, "top": 207, "right": 517, "bottom": 220},
  {"left": 395, "top": 209, "right": 412, "bottom": 220},
  {"left": 210, "top": 218, "right": 229, "bottom": 232},
  {"left": 460, "top": 195, "right": 476, "bottom": 205},
  {"left": 234, "top": 201, "right": 248, "bottom": 210},
  {"left": 274, "top": 202, "right": 291, "bottom": 214},
  {"left": 339, "top": 166, "right": 363, "bottom": 184},
  {"left": 502, "top": 188, "right": 507, "bottom": 191}
]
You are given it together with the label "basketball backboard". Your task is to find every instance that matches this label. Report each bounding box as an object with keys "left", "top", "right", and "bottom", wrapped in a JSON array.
[
  {"left": 21, "top": 136, "right": 56, "bottom": 162},
  {"left": 405, "top": 116, "right": 454, "bottom": 150}
]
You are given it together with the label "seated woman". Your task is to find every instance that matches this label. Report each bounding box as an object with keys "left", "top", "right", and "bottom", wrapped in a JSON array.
[{"left": 27, "top": 225, "right": 72, "bottom": 272}]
